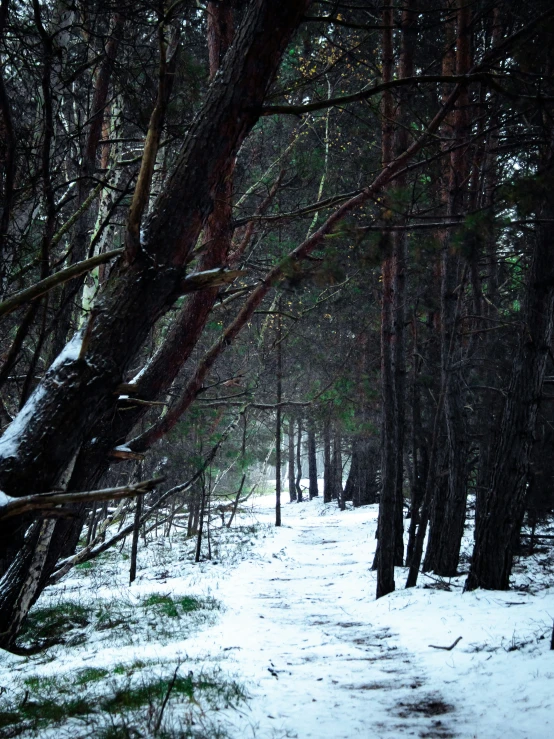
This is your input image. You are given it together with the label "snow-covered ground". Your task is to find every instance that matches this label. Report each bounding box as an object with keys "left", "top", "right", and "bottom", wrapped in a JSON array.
[{"left": 1, "top": 486, "right": 553, "bottom": 738}]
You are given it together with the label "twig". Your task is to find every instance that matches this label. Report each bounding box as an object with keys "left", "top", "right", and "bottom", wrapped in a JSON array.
[
  {"left": 429, "top": 636, "right": 462, "bottom": 651},
  {"left": 154, "top": 661, "right": 181, "bottom": 734}
]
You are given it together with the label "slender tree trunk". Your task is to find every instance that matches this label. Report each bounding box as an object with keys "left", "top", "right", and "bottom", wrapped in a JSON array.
[
  {"left": 275, "top": 305, "right": 282, "bottom": 527},
  {"left": 307, "top": 416, "right": 318, "bottom": 498},
  {"left": 288, "top": 417, "right": 296, "bottom": 502},
  {"left": 129, "top": 495, "right": 142, "bottom": 584},
  {"left": 50, "top": 13, "right": 125, "bottom": 358},
  {"left": 434, "top": 0, "right": 472, "bottom": 577},
  {"left": 333, "top": 430, "right": 344, "bottom": 510},
  {"left": 376, "top": 0, "right": 399, "bottom": 598},
  {"left": 195, "top": 477, "right": 207, "bottom": 563},
  {"left": 405, "top": 314, "right": 428, "bottom": 567},
  {"left": 295, "top": 417, "right": 303, "bottom": 501},
  {"left": 323, "top": 417, "right": 333, "bottom": 503}
]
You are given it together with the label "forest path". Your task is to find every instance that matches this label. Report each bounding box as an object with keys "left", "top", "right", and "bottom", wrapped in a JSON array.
[{"left": 186, "top": 496, "right": 457, "bottom": 739}]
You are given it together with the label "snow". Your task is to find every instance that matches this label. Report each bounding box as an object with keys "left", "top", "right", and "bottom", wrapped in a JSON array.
[
  {"left": 131, "top": 359, "right": 152, "bottom": 383},
  {"left": 0, "top": 490, "right": 15, "bottom": 507},
  {"left": 0, "top": 383, "right": 48, "bottom": 460},
  {"left": 48, "top": 330, "right": 83, "bottom": 371},
  {"left": 187, "top": 268, "right": 223, "bottom": 277},
  {"left": 0, "top": 331, "right": 83, "bottom": 461},
  {"left": 1, "top": 484, "right": 553, "bottom": 738}
]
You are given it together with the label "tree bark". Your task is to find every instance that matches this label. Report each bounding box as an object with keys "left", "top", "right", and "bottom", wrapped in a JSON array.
[
  {"left": 466, "top": 214, "right": 554, "bottom": 591},
  {"left": 376, "top": 0, "right": 398, "bottom": 598}
]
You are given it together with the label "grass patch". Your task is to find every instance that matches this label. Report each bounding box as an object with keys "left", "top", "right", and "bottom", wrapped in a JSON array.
[
  {"left": 0, "top": 665, "right": 247, "bottom": 738},
  {"left": 101, "top": 669, "right": 247, "bottom": 714},
  {"left": 142, "top": 594, "right": 204, "bottom": 618},
  {"left": 20, "top": 696, "right": 93, "bottom": 722},
  {"left": 113, "top": 660, "right": 147, "bottom": 676},
  {"left": 19, "top": 601, "right": 91, "bottom": 644},
  {"left": 76, "top": 667, "right": 110, "bottom": 685}
]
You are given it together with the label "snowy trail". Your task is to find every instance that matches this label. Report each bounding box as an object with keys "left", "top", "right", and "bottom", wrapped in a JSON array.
[
  {"left": 181, "top": 495, "right": 554, "bottom": 739},
  {"left": 183, "top": 499, "right": 458, "bottom": 739}
]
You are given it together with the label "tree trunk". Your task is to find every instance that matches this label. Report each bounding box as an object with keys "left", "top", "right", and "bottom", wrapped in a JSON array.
[
  {"left": 129, "top": 494, "right": 142, "bottom": 584},
  {"left": 195, "top": 477, "right": 208, "bottom": 564},
  {"left": 275, "top": 304, "right": 282, "bottom": 527},
  {"left": 405, "top": 314, "right": 428, "bottom": 568},
  {"left": 307, "top": 416, "right": 318, "bottom": 498},
  {"left": 466, "top": 215, "right": 554, "bottom": 591},
  {"left": 333, "top": 430, "right": 344, "bottom": 510},
  {"left": 433, "top": 0, "right": 472, "bottom": 578},
  {"left": 344, "top": 437, "right": 379, "bottom": 507},
  {"left": 288, "top": 416, "right": 296, "bottom": 502},
  {"left": 323, "top": 417, "right": 333, "bottom": 503},
  {"left": 376, "top": 0, "right": 398, "bottom": 598},
  {"left": 50, "top": 13, "right": 125, "bottom": 358},
  {"left": 295, "top": 416, "right": 303, "bottom": 501}
]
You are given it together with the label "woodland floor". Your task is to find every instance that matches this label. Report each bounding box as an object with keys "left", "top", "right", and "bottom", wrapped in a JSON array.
[{"left": 1, "top": 488, "right": 554, "bottom": 738}]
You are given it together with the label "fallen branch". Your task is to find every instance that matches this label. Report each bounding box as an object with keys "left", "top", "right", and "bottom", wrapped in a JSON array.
[
  {"left": 429, "top": 636, "right": 462, "bottom": 651},
  {"left": 0, "top": 477, "right": 164, "bottom": 520}
]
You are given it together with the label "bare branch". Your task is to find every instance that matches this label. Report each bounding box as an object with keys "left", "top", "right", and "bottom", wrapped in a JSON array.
[
  {"left": 0, "top": 249, "right": 124, "bottom": 320},
  {"left": 0, "top": 477, "right": 165, "bottom": 521}
]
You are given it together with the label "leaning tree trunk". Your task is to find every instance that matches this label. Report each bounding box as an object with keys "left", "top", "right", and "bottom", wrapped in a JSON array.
[
  {"left": 0, "top": 0, "right": 241, "bottom": 617},
  {"left": 466, "top": 214, "right": 554, "bottom": 591},
  {"left": 0, "top": 0, "right": 311, "bottom": 650}
]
